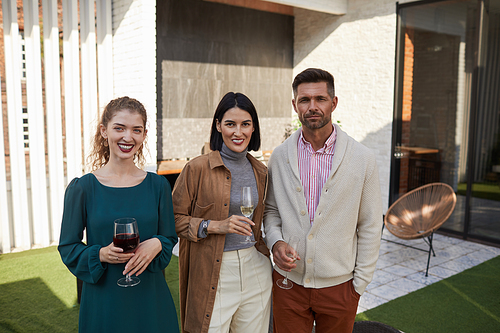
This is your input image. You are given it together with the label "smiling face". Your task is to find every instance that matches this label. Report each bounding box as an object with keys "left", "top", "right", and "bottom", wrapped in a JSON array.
[
  {"left": 100, "top": 109, "right": 146, "bottom": 161},
  {"left": 216, "top": 107, "right": 254, "bottom": 153},
  {"left": 292, "top": 81, "right": 338, "bottom": 131}
]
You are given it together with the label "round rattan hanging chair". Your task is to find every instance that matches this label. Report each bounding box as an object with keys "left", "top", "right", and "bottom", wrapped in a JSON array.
[{"left": 383, "top": 182, "right": 457, "bottom": 276}]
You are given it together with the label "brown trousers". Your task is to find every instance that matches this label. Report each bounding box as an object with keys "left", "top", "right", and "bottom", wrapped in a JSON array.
[{"left": 272, "top": 270, "right": 360, "bottom": 333}]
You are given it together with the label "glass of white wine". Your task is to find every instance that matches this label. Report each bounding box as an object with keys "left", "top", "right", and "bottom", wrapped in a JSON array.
[
  {"left": 240, "top": 186, "right": 256, "bottom": 245},
  {"left": 276, "top": 235, "right": 300, "bottom": 289}
]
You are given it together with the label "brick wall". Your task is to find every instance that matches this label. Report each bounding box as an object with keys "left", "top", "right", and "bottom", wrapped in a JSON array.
[{"left": 399, "top": 29, "right": 415, "bottom": 194}]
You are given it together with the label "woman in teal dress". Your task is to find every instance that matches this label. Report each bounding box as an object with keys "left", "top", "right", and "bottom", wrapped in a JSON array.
[{"left": 58, "top": 97, "right": 179, "bottom": 332}]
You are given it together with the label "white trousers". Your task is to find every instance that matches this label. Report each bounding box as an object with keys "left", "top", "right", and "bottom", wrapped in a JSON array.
[{"left": 209, "top": 246, "right": 273, "bottom": 333}]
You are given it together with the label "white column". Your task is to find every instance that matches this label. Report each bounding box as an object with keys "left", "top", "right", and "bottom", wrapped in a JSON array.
[
  {"left": 24, "top": 0, "right": 50, "bottom": 247},
  {"left": 42, "top": 0, "right": 65, "bottom": 242},
  {"left": 2, "top": 0, "right": 31, "bottom": 250},
  {"left": 63, "top": 0, "right": 83, "bottom": 181},
  {"left": 80, "top": 0, "right": 99, "bottom": 170},
  {"left": 0, "top": 79, "right": 11, "bottom": 253},
  {"left": 96, "top": 0, "right": 113, "bottom": 110}
]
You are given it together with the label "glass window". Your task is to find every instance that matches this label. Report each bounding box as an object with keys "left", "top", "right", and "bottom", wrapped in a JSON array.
[{"left": 392, "top": 0, "right": 500, "bottom": 243}]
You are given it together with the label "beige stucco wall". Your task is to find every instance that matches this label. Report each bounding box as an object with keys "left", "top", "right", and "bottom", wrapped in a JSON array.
[{"left": 293, "top": 0, "right": 406, "bottom": 210}]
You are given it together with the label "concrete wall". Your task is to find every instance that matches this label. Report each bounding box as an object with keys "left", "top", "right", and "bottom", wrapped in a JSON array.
[
  {"left": 293, "top": 0, "right": 406, "bottom": 210},
  {"left": 157, "top": 0, "right": 294, "bottom": 160}
]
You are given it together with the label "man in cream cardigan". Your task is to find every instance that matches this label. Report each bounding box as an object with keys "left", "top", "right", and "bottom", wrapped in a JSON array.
[{"left": 264, "top": 68, "right": 383, "bottom": 333}]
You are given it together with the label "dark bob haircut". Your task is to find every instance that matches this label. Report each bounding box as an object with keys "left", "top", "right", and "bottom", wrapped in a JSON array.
[
  {"left": 292, "top": 68, "right": 335, "bottom": 99},
  {"left": 210, "top": 92, "right": 261, "bottom": 152}
]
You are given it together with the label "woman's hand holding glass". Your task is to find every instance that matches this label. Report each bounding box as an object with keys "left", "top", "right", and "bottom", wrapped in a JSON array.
[
  {"left": 207, "top": 215, "right": 255, "bottom": 236},
  {"left": 123, "top": 237, "right": 162, "bottom": 277},
  {"left": 99, "top": 242, "right": 135, "bottom": 264}
]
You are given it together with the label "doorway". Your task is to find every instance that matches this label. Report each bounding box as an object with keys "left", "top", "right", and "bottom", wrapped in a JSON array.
[{"left": 391, "top": 0, "right": 500, "bottom": 244}]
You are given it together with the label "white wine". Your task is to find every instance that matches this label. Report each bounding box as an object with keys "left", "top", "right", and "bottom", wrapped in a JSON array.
[{"left": 240, "top": 205, "right": 254, "bottom": 217}]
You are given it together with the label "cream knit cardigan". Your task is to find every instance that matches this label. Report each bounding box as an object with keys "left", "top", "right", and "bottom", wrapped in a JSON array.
[{"left": 264, "top": 124, "right": 383, "bottom": 295}]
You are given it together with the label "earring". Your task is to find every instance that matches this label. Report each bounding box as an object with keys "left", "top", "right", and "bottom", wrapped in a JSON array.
[{"left": 103, "top": 139, "right": 108, "bottom": 147}]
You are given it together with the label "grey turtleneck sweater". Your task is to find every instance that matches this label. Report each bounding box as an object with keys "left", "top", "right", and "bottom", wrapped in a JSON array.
[
  {"left": 220, "top": 143, "right": 258, "bottom": 251},
  {"left": 197, "top": 143, "right": 258, "bottom": 251}
]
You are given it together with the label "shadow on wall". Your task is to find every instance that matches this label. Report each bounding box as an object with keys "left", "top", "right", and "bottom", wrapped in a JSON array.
[
  {"left": 293, "top": 3, "right": 396, "bottom": 66},
  {"left": 110, "top": 0, "right": 134, "bottom": 35},
  {"left": 359, "top": 121, "right": 393, "bottom": 211}
]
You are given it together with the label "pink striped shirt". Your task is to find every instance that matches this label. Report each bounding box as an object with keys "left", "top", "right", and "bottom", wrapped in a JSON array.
[{"left": 298, "top": 126, "right": 337, "bottom": 225}]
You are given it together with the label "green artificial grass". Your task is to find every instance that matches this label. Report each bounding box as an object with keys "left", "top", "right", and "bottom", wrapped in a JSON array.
[
  {"left": 164, "top": 255, "right": 181, "bottom": 332},
  {"left": 0, "top": 246, "right": 79, "bottom": 332},
  {"left": 457, "top": 182, "right": 500, "bottom": 201},
  {"left": 0, "top": 246, "right": 181, "bottom": 333},
  {"left": 356, "top": 255, "right": 500, "bottom": 333},
  {"left": 2, "top": 246, "right": 499, "bottom": 333}
]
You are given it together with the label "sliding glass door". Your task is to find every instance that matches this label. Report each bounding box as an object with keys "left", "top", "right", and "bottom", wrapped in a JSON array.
[{"left": 391, "top": 0, "right": 500, "bottom": 244}]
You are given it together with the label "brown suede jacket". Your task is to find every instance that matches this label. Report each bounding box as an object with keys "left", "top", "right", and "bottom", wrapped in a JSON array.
[{"left": 172, "top": 150, "right": 268, "bottom": 333}]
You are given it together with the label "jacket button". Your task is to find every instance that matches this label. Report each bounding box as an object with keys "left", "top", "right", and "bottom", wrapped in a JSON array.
[
  {"left": 206, "top": 314, "right": 210, "bottom": 317},
  {"left": 300, "top": 210, "right": 306, "bottom": 216},
  {"left": 307, "top": 258, "right": 312, "bottom": 264},
  {"left": 227, "top": 176, "right": 229, "bottom": 179},
  {"left": 308, "top": 234, "right": 313, "bottom": 240},
  {"left": 296, "top": 187, "right": 301, "bottom": 192},
  {"left": 305, "top": 278, "right": 310, "bottom": 283},
  {"left": 212, "top": 287, "right": 215, "bottom": 290},
  {"left": 224, "top": 203, "right": 227, "bottom": 206}
]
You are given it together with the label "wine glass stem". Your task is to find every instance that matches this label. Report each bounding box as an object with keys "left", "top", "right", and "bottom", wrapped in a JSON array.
[{"left": 125, "top": 274, "right": 131, "bottom": 282}]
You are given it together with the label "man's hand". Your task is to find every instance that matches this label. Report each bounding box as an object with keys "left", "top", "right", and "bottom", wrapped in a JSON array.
[{"left": 272, "top": 240, "right": 301, "bottom": 272}]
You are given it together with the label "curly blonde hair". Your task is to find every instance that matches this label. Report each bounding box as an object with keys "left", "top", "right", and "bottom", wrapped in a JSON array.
[{"left": 87, "top": 96, "right": 148, "bottom": 171}]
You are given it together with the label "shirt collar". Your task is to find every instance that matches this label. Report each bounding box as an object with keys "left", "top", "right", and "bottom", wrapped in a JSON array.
[{"left": 299, "top": 125, "right": 337, "bottom": 154}]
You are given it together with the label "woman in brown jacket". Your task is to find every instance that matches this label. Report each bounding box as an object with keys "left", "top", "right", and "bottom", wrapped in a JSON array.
[{"left": 172, "top": 92, "right": 272, "bottom": 333}]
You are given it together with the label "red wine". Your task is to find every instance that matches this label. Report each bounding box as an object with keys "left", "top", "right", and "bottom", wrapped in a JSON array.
[{"left": 113, "top": 233, "right": 140, "bottom": 253}]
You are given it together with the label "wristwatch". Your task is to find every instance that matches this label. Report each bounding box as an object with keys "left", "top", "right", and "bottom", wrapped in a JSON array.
[{"left": 201, "top": 220, "right": 209, "bottom": 237}]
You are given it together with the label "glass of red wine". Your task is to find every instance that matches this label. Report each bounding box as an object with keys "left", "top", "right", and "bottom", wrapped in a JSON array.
[{"left": 113, "top": 217, "right": 140, "bottom": 287}]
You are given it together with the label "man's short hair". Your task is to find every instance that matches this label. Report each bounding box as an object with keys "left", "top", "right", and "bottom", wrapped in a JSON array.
[{"left": 292, "top": 68, "right": 335, "bottom": 99}]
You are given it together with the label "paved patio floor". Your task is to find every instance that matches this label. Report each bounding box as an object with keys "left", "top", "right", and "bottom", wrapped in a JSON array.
[{"left": 358, "top": 229, "right": 500, "bottom": 313}]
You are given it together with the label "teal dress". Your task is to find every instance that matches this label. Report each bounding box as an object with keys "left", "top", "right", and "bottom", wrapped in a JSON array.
[{"left": 58, "top": 172, "right": 179, "bottom": 332}]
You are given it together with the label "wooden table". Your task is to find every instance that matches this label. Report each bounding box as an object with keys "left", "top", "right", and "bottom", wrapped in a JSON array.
[{"left": 157, "top": 160, "right": 189, "bottom": 175}]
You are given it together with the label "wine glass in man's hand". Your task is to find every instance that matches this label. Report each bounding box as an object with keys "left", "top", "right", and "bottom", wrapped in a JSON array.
[{"left": 276, "top": 236, "right": 300, "bottom": 289}]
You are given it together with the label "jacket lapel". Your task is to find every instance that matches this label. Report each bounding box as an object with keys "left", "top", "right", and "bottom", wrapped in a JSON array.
[{"left": 286, "top": 128, "right": 302, "bottom": 182}]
